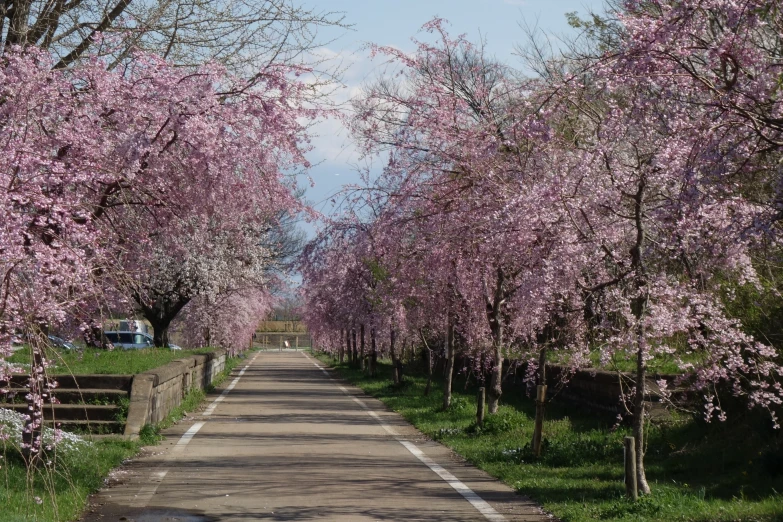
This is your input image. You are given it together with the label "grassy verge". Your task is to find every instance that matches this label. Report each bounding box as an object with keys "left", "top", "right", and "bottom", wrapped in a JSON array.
[
  {"left": 8, "top": 346, "right": 215, "bottom": 375},
  {"left": 0, "top": 349, "right": 249, "bottom": 521},
  {"left": 0, "top": 434, "right": 142, "bottom": 521},
  {"left": 317, "top": 354, "right": 783, "bottom": 522}
]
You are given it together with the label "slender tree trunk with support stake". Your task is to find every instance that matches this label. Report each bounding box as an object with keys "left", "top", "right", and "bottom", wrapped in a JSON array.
[
  {"left": 419, "top": 328, "right": 433, "bottom": 396},
  {"left": 532, "top": 346, "right": 548, "bottom": 456},
  {"left": 390, "top": 327, "right": 400, "bottom": 385},
  {"left": 629, "top": 174, "right": 651, "bottom": 495}
]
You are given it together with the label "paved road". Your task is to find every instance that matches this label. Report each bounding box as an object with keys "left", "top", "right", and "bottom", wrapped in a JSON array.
[{"left": 82, "top": 351, "right": 547, "bottom": 521}]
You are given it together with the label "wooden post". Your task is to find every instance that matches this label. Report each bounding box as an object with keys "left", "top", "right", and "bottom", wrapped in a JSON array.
[
  {"left": 624, "top": 436, "right": 638, "bottom": 500},
  {"left": 532, "top": 384, "right": 547, "bottom": 457},
  {"left": 476, "top": 387, "right": 485, "bottom": 427}
]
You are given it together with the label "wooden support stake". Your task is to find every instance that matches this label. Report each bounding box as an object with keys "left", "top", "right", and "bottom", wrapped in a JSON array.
[
  {"left": 624, "top": 436, "right": 638, "bottom": 500},
  {"left": 532, "top": 384, "right": 547, "bottom": 457},
  {"left": 477, "top": 387, "right": 486, "bottom": 427}
]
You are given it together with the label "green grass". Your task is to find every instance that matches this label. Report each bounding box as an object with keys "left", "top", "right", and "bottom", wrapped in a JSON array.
[
  {"left": 8, "top": 346, "right": 215, "bottom": 375},
  {"left": 0, "top": 349, "right": 251, "bottom": 521},
  {"left": 317, "top": 354, "right": 783, "bottom": 522},
  {"left": 0, "top": 436, "right": 142, "bottom": 522}
]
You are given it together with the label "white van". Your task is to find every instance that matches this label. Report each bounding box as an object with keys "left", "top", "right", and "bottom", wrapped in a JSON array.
[
  {"left": 103, "top": 331, "right": 182, "bottom": 350},
  {"left": 103, "top": 331, "right": 154, "bottom": 349}
]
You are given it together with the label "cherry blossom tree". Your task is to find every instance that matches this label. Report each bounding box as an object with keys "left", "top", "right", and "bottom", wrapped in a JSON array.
[
  {"left": 301, "top": 12, "right": 783, "bottom": 496},
  {"left": 0, "top": 46, "right": 314, "bottom": 463},
  {"left": 348, "top": 20, "right": 588, "bottom": 413},
  {"left": 175, "top": 287, "right": 274, "bottom": 355}
]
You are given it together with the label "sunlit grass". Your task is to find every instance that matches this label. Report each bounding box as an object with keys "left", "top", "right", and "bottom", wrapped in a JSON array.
[
  {"left": 8, "top": 346, "right": 215, "bottom": 375},
  {"left": 318, "top": 353, "right": 783, "bottom": 522}
]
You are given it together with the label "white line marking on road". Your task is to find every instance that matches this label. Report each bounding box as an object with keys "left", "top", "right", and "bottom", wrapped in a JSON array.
[
  {"left": 368, "top": 411, "right": 399, "bottom": 436},
  {"left": 202, "top": 354, "right": 257, "bottom": 416},
  {"left": 133, "top": 352, "right": 260, "bottom": 507},
  {"left": 172, "top": 421, "right": 205, "bottom": 453},
  {"left": 134, "top": 470, "right": 169, "bottom": 506},
  {"left": 400, "top": 441, "right": 506, "bottom": 521},
  {"left": 301, "top": 352, "right": 505, "bottom": 521}
]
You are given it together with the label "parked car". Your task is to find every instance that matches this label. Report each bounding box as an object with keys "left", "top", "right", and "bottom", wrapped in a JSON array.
[
  {"left": 103, "top": 331, "right": 181, "bottom": 350},
  {"left": 103, "top": 331, "right": 153, "bottom": 349},
  {"left": 47, "top": 335, "right": 77, "bottom": 350}
]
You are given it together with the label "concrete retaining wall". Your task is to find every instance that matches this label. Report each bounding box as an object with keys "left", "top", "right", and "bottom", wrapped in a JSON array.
[
  {"left": 124, "top": 350, "right": 227, "bottom": 439},
  {"left": 510, "top": 363, "right": 683, "bottom": 416}
]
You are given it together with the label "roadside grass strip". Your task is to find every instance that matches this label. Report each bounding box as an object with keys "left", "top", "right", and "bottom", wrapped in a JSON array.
[
  {"left": 315, "top": 353, "right": 783, "bottom": 522},
  {"left": 8, "top": 346, "right": 216, "bottom": 375}
]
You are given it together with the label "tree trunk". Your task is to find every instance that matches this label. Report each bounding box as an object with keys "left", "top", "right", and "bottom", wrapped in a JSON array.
[
  {"left": 360, "top": 323, "right": 366, "bottom": 372},
  {"left": 137, "top": 294, "right": 189, "bottom": 348},
  {"left": 338, "top": 328, "right": 345, "bottom": 363},
  {"left": 486, "top": 267, "right": 505, "bottom": 413},
  {"left": 531, "top": 346, "right": 548, "bottom": 454},
  {"left": 487, "top": 318, "right": 503, "bottom": 413},
  {"left": 149, "top": 318, "right": 172, "bottom": 348},
  {"left": 5, "top": 0, "right": 32, "bottom": 46},
  {"left": 399, "top": 338, "right": 406, "bottom": 382},
  {"left": 390, "top": 327, "right": 400, "bottom": 385},
  {"left": 629, "top": 174, "right": 651, "bottom": 495},
  {"left": 419, "top": 329, "right": 433, "bottom": 396},
  {"left": 351, "top": 328, "right": 358, "bottom": 365},
  {"left": 370, "top": 325, "right": 378, "bottom": 377},
  {"left": 443, "top": 314, "right": 456, "bottom": 410},
  {"left": 633, "top": 332, "right": 651, "bottom": 494}
]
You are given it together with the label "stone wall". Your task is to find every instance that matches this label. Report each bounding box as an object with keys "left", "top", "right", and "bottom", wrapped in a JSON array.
[
  {"left": 124, "top": 350, "right": 226, "bottom": 439},
  {"left": 516, "top": 364, "right": 683, "bottom": 416}
]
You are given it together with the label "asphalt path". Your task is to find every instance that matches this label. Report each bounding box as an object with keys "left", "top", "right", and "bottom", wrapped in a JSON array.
[{"left": 81, "top": 350, "right": 548, "bottom": 521}]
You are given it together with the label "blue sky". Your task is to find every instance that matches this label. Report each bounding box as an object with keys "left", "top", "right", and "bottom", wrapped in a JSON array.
[{"left": 298, "top": 0, "right": 605, "bottom": 235}]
